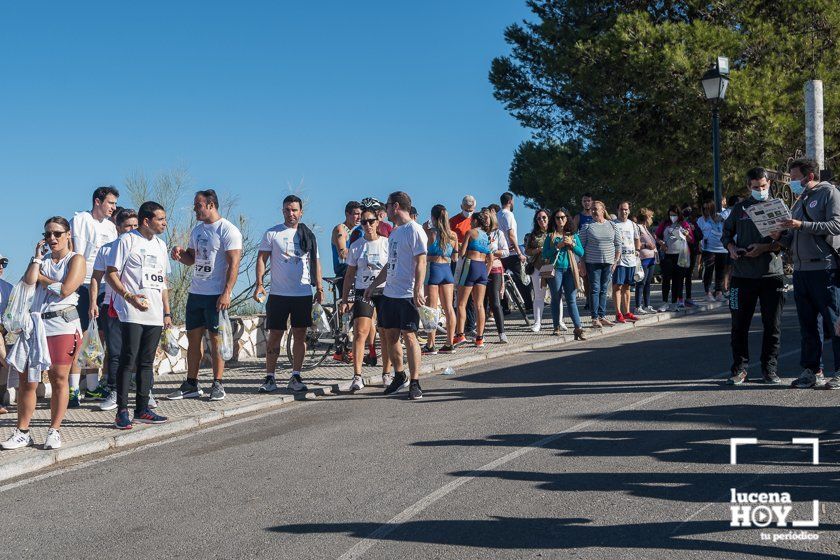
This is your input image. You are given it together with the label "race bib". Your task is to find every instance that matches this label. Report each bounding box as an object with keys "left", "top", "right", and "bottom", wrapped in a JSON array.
[
  {"left": 194, "top": 258, "right": 213, "bottom": 280},
  {"left": 141, "top": 254, "right": 166, "bottom": 290}
]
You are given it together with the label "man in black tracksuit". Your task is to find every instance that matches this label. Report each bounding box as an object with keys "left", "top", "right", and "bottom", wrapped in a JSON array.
[{"left": 720, "top": 167, "right": 785, "bottom": 385}]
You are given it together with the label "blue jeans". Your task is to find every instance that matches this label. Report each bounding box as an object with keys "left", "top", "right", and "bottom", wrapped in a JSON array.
[
  {"left": 586, "top": 263, "right": 612, "bottom": 320},
  {"left": 548, "top": 269, "right": 581, "bottom": 328},
  {"left": 793, "top": 269, "right": 840, "bottom": 372},
  {"left": 635, "top": 260, "right": 655, "bottom": 308}
]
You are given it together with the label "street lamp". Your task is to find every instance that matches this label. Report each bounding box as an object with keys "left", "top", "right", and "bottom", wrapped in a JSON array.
[{"left": 701, "top": 56, "right": 730, "bottom": 212}]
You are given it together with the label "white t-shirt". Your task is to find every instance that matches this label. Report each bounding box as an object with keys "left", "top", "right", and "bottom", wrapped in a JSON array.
[
  {"left": 32, "top": 252, "right": 82, "bottom": 337},
  {"left": 71, "top": 211, "right": 118, "bottom": 284},
  {"left": 614, "top": 220, "right": 639, "bottom": 267},
  {"left": 497, "top": 209, "right": 517, "bottom": 245},
  {"left": 188, "top": 218, "right": 244, "bottom": 295},
  {"left": 108, "top": 230, "right": 170, "bottom": 326},
  {"left": 384, "top": 221, "right": 428, "bottom": 299},
  {"left": 93, "top": 240, "right": 117, "bottom": 302},
  {"left": 259, "top": 224, "right": 319, "bottom": 297},
  {"left": 347, "top": 237, "right": 389, "bottom": 290},
  {"left": 0, "top": 278, "right": 12, "bottom": 318}
]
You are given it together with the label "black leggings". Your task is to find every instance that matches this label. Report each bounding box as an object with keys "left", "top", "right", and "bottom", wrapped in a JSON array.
[
  {"left": 702, "top": 251, "right": 727, "bottom": 294},
  {"left": 484, "top": 272, "right": 505, "bottom": 335},
  {"left": 683, "top": 251, "right": 698, "bottom": 299},
  {"left": 661, "top": 254, "right": 688, "bottom": 303},
  {"left": 117, "top": 322, "right": 162, "bottom": 413}
]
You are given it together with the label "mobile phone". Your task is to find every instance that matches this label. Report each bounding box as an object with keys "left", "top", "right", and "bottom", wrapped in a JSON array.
[
  {"left": 736, "top": 248, "right": 747, "bottom": 256},
  {"left": 40, "top": 244, "right": 50, "bottom": 256}
]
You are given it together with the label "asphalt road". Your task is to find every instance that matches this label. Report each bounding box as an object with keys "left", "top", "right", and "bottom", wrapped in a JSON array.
[{"left": 2, "top": 306, "right": 839, "bottom": 559}]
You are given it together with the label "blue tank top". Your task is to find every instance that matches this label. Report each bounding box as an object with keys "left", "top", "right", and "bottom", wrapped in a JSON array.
[
  {"left": 427, "top": 229, "right": 454, "bottom": 258},
  {"left": 577, "top": 213, "right": 594, "bottom": 228},
  {"left": 467, "top": 230, "right": 491, "bottom": 254}
]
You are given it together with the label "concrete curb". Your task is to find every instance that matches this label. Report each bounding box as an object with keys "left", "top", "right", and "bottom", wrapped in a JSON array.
[{"left": 0, "top": 302, "right": 724, "bottom": 484}]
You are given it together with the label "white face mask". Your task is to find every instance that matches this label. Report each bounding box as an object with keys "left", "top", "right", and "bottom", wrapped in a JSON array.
[
  {"left": 462, "top": 210, "right": 472, "bottom": 218},
  {"left": 751, "top": 189, "right": 769, "bottom": 202},
  {"left": 669, "top": 215, "right": 678, "bottom": 223}
]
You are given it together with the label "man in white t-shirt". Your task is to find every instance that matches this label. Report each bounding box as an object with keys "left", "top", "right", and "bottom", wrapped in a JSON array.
[
  {"left": 254, "top": 195, "right": 324, "bottom": 393},
  {"left": 106, "top": 201, "right": 172, "bottom": 430},
  {"left": 498, "top": 191, "right": 532, "bottom": 312},
  {"left": 365, "top": 191, "right": 428, "bottom": 400},
  {"left": 612, "top": 201, "right": 641, "bottom": 323},
  {"left": 69, "top": 185, "right": 119, "bottom": 407},
  {"left": 168, "top": 189, "right": 243, "bottom": 402}
]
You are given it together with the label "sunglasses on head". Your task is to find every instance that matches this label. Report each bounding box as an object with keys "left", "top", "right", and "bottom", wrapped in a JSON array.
[
  {"left": 43, "top": 231, "right": 66, "bottom": 239},
  {"left": 361, "top": 218, "right": 378, "bottom": 226}
]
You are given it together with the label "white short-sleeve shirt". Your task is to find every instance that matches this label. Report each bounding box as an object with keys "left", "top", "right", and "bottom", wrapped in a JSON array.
[
  {"left": 188, "top": 218, "right": 243, "bottom": 295},
  {"left": 71, "top": 211, "right": 118, "bottom": 284},
  {"left": 347, "top": 237, "right": 389, "bottom": 290},
  {"left": 614, "top": 220, "right": 639, "bottom": 267},
  {"left": 259, "top": 224, "right": 318, "bottom": 297},
  {"left": 108, "top": 230, "right": 170, "bottom": 326},
  {"left": 384, "top": 221, "right": 428, "bottom": 299}
]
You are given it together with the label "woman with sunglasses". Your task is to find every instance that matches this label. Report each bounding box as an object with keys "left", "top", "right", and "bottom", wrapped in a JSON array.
[
  {"left": 340, "top": 208, "right": 390, "bottom": 392},
  {"left": 542, "top": 209, "right": 586, "bottom": 339},
  {"left": 2, "top": 217, "right": 85, "bottom": 450},
  {"left": 422, "top": 204, "right": 458, "bottom": 354},
  {"left": 454, "top": 211, "right": 492, "bottom": 347},
  {"left": 525, "top": 209, "right": 551, "bottom": 332}
]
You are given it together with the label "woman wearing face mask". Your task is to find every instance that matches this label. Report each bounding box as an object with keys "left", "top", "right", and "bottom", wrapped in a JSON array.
[
  {"left": 655, "top": 205, "right": 694, "bottom": 311},
  {"left": 422, "top": 204, "right": 458, "bottom": 354},
  {"left": 1, "top": 217, "right": 85, "bottom": 451},
  {"left": 697, "top": 200, "right": 728, "bottom": 302},
  {"left": 634, "top": 208, "right": 658, "bottom": 314},
  {"left": 525, "top": 209, "right": 551, "bottom": 332}
]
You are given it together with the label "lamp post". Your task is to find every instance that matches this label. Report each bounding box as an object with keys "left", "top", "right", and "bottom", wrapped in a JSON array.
[{"left": 701, "top": 56, "right": 730, "bottom": 212}]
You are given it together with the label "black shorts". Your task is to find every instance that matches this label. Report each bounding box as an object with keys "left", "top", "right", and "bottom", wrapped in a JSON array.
[
  {"left": 377, "top": 295, "right": 419, "bottom": 332},
  {"left": 266, "top": 294, "right": 313, "bottom": 330},
  {"left": 77, "top": 285, "right": 106, "bottom": 332},
  {"left": 352, "top": 289, "right": 376, "bottom": 320},
  {"left": 185, "top": 293, "right": 221, "bottom": 332}
]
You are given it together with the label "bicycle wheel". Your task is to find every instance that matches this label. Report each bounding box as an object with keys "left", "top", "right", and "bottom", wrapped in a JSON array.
[
  {"left": 286, "top": 305, "right": 335, "bottom": 370},
  {"left": 506, "top": 275, "right": 531, "bottom": 327}
]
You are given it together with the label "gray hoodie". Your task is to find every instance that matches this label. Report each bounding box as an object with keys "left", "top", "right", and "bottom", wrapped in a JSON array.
[{"left": 779, "top": 181, "right": 840, "bottom": 271}]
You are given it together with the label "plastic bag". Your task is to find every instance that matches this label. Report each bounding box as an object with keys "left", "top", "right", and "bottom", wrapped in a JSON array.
[
  {"left": 311, "top": 302, "right": 331, "bottom": 334},
  {"left": 76, "top": 322, "right": 104, "bottom": 369},
  {"left": 633, "top": 257, "right": 645, "bottom": 283},
  {"left": 1, "top": 281, "right": 35, "bottom": 334},
  {"left": 219, "top": 310, "right": 234, "bottom": 361},
  {"left": 419, "top": 305, "right": 440, "bottom": 332},
  {"left": 161, "top": 326, "right": 180, "bottom": 357}
]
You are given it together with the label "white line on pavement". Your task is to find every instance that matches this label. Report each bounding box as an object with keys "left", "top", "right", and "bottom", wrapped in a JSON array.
[{"left": 337, "top": 348, "right": 801, "bottom": 560}]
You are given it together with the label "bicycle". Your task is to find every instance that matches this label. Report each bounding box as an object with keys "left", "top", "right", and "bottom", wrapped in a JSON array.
[
  {"left": 285, "top": 276, "right": 353, "bottom": 370},
  {"left": 503, "top": 270, "right": 531, "bottom": 327}
]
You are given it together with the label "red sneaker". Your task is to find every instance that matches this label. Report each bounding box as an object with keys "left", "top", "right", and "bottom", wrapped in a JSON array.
[
  {"left": 625, "top": 313, "right": 639, "bottom": 322},
  {"left": 615, "top": 313, "right": 627, "bottom": 324},
  {"left": 453, "top": 334, "right": 467, "bottom": 346}
]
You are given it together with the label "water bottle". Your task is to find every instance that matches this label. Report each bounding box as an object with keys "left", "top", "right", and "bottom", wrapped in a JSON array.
[{"left": 442, "top": 367, "right": 455, "bottom": 376}]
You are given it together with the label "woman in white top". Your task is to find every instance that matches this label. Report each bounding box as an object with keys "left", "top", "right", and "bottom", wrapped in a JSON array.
[
  {"left": 2, "top": 217, "right": 85, "bottom": 451},
  {"left": 340, "top": 208, "right": 390, "bottom": 392},
  {"left": 697, "top": 200, "right": 728, "bottom": 301}
]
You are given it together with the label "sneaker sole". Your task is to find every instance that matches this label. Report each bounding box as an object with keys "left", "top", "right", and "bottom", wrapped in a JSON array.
[
  {"left": 209, "top": 394, "right": 226, "bottom": 401},
  {"left": 99, "top": 404, "right": 118, "bottom": 411},
  {"left": 409, "top": 393, "right": 423, "bottom": 400},
  {"left": 258, "top": 388, "right": 278, "bottom": 393},
  {"left": 384, "top": 382, "right": 410, "bottom": 395},
  {"left": 1, "top": 441, "right": 35, "bottom": 450},
  {"left": 134, "top": 418, "right": 167, "bottom": 425},
  {"left": 43, "top": 443, "right": 62, "bottom": 450},
  {"left": 114, "top": 423, "right": 133, "bottom": 430}
]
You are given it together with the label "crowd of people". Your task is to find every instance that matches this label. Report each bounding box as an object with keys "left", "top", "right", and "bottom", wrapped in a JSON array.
[{"left": 1, "top": 156, "right": 839, "bottom": 450}]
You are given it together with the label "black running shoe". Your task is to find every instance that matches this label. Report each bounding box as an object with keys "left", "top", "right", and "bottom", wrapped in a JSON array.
[
  {"left": 762, "top": 371, "right": 781, "bottom": 384},
  {"left": 383, "top": 372, "right": 408, "bottom": 395},
  {"left": 408, "top": 380, "right": 423, "bottom": 400}
]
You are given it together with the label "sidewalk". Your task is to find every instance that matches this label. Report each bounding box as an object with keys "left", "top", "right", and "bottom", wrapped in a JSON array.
[{"left": 0, "top": 284, "right": 725, "bottom": 483}]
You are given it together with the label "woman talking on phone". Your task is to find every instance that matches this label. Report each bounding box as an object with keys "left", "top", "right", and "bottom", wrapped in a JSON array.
[
  {"left": 542, "top": 208, "right": 586, "bottom": 339},
  {"left": 2, "top": 217, "right": 85, "bottom": 450}
]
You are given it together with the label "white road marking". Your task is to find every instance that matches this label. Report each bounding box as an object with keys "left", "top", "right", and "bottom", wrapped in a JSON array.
[{"left": 337, "top": 349, "right": 801, "bottom": 560}]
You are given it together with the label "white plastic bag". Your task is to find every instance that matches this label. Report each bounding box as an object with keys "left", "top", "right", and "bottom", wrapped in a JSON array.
[
  {"left": 161, "top": 326, "right": 181, "bottom": 357},
  {"left": 1, "top": 281, "right": 35, "bottom": 334},
  {"left": 76, "top": 322, "right": 104, "bottom": 369},
  {"left": 311, "top": 302, "right": 331, "bottom": 334},
  {"left": 219, "top": 310, "right": 234, "bottom": 361},
  {"left": 633, "top": 256, "right": 645, "bottom": 283},
  {"left": 419, "top": 305, "right": 440, "bottom": 332}
]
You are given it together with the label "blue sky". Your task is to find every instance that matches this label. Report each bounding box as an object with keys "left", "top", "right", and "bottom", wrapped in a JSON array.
[{"left": 0, "top": 1, "right": 537, "bottom": 281}]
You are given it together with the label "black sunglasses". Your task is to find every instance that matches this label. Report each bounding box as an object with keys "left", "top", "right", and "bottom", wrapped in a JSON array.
[
  {"left": 43, "top": 231, "right": 67, "bottom": 239},
  {"left": 361, "top": 218, "right": 378, "bottom": 226},
  {"left": 554, "top": 215, "right": 567, "bottom": 220}
]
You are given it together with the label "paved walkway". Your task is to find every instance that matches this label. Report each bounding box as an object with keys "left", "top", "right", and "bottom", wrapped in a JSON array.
[{"left": 0, "top": 282, "right": 725, "bottom": 482}]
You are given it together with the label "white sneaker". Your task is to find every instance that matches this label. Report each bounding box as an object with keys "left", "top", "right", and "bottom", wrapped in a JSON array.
[
  {"left": 657, "top": 304, "right": 670, "bottom": 313},
  {"left": 287, "top": 375, "right": 308, "bottom": 392},
  {"left": 349, "top": 376, "right": 364, "bottom": 392},
  {"left": 382, "top": 373, "right": 394, "bottom": 388},
  {"left": 634, "top": 306, "right": 648, "bottom": 315},
  {"left": 556, "top": 321, "right": 569, "bottom": 331},
  {"left": 706, "top": 292, "right": 715, "bottom": 302},
  {"left": 715, "top": 293, "right": 726, "bottom": 302},
  {"left": 530, "top": 323, "right": 541, "bottom": 333},
  {"left": 99, "top": 391, "right": 118, "bottom": 411},
  {"left": 1, "top": 428, "right": 34, "bottom": 450},
  {"left": 676, "top": 301, "right": 685, "bottom": 310},
  {"left": 645, "top": 306, "right": 657, "bottom": 314},
  {"left": 258, "top": 375, "right": 278, "bottom": 393},
  {"left": 43, "top": 428, "right": 61, "bottom": 450}
]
